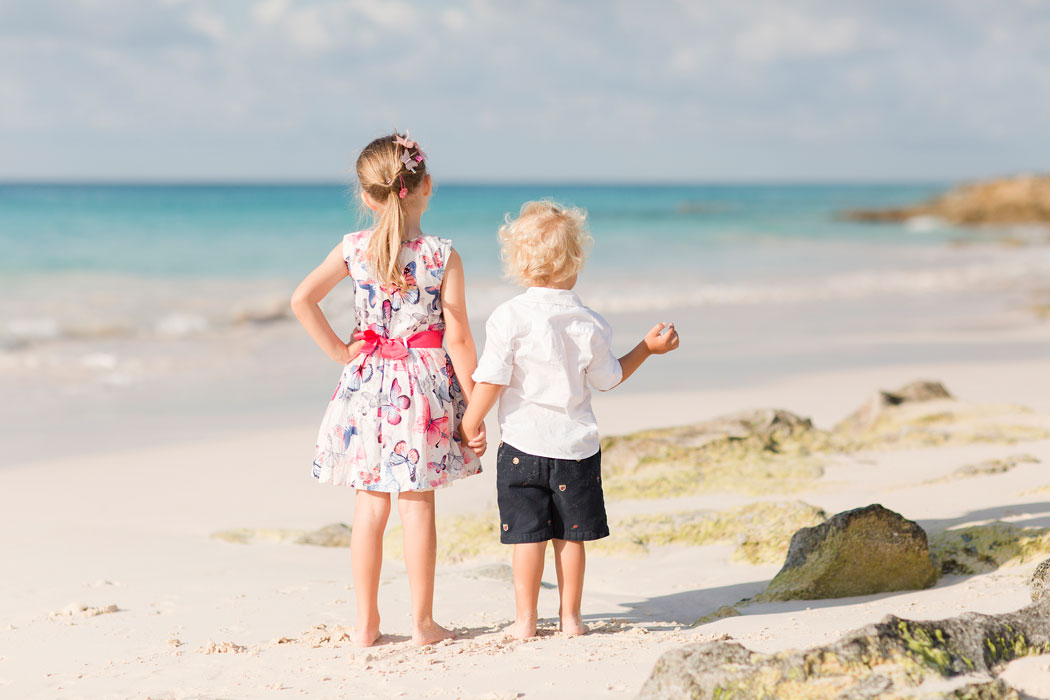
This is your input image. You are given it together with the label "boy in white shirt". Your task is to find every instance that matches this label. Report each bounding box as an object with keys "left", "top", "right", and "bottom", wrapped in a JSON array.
[{"left": 460, "top": 201, "right": 679, "bottom": 639}]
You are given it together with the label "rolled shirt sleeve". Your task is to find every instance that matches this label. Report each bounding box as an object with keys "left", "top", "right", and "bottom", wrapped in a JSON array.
[
  {"left": 472, "top": 309, "right": 515, "bottom": 386},
  {"left": 585, "top": 316, "right": 622, "bottom": 392}
]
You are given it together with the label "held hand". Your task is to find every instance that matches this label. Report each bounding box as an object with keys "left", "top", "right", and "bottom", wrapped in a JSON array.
[
  {"left": 644, "top": 322, "right": 680, "bottom": 355},
  {"left": 466, "top": 423, "right": 487, "bottom": 457}
]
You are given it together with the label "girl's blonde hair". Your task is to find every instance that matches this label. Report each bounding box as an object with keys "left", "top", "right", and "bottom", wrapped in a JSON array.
[
  {"left": 499, "top": 200, "right": 591, "bottom": 286},
  {"left": 355, "top": 132, "right": 428, "bottom": 290}
]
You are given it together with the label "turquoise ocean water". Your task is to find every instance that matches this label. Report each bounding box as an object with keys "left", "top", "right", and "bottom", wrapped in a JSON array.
[
  {"left": 0, "top": 182, "right": 948, "bottom": 280},
  {"left": 4, "top": 182, "right": 1050, "bottom": 464}
]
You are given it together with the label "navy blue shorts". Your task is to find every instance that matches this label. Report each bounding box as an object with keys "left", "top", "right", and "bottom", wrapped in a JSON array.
[{"left": 496, "top": 442, "right": 609, "bottom": 544}]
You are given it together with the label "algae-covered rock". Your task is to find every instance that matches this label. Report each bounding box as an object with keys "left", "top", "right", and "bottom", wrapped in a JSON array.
[
  {"left": 463, "top": 563, "right": 515, "bottom": 583},
  {"left": 601, "top": 408, "right": 831, "bottom": 498},
  {"left": 598, "top": 501, "right": 827, "bottom": 564},
  {"left": 210, "top": 527, "right": 307, "bottom": 545},
  {"left": 601, "top": 384, "right": 1048, "bottom": 499},
  {"left": 1031, "top": 558, "right": 1050, "bottom": 602},
  {"left": 385, "top": 512, "right": 502, "bottom": 563},
  {"left": 637, "top": 597, "right": 1050, "bottom": 699},
  {"left": 930, "top": 522, "right": 1050, "bottom": 576},
  {"left": 833, "top": 382, "right": 1050, "bottom": 452},
  {"left": 693, "top": 605, "right": 741, "bottom": 626},
  {"left": 759, "top": 504, "right": 938, "bottom": 601},
  {"left": 387, "top": 501, "right": 827, "bottom": 565},
  {"left": 836, "top": 380, "right": 953, "bottom": 434},
  {"left": 295, "top": 523, "right": 352, "bottom": 547},
  {"left": 951, "top": 454, "right": 1040, "bottom": 480},
  {"left": 210, "top": 523, "right": 352, "bottom": 547}
]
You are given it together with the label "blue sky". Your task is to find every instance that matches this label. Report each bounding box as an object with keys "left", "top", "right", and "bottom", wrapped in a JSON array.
[{"left": 2, "top": 0, "right": 1049, "bottom": 182}]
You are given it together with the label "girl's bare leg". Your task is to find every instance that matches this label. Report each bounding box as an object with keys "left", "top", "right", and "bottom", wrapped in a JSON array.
[
  {"left": 398, "top": 490, "right": 455, "bottom": 645},
  {"left": 350, "top": 490, "right": 391, "bottom": 647},
  {"left": 508, "top": 541, "right": 547, "bottom": 639},
  {"left": 553, "top": 539, "right": 588, "bottom": 636}
]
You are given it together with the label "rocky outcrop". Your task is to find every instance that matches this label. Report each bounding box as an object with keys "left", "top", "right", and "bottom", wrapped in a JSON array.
[
  {"left": 601, "top": 381, "right": 1049, "bottom": 499},
  {"left": 930, "top": 523, "right": 1050, "bottom": 576},
  {"left": 836, "top": 380, "right": 952, "bottom": 434},
  {"left": 638, "top": 598, "right": 1050, "bottom": 700},
  {"left": 949, "top": 454, "right": 1039, "bottom": 480},
  {"left": 600, "top": 408, "right": 831, "bottom": 498},
  {"left": 295, "top": 523, "right": 353, "bottom": 547},
  {"left": 693, "top": 605, "right": 741, "bottom": 626},
  {"left": 841, "top": 173, "right": 1050, "bottom": 226},
  {"left": 758, "top": 504, "right": 938, "bottom": 601},
  {"left": 1030, "top": 558, "right": 1050, "bottom": 602},
  {"left": 601, "top": 501, "right": 828, "bottom": 563},
  {"left": 832, "top": 381, "right": 1050, "bottom": 451},
  {"left": 210, "top": 522, "right": 352, "bottom": 547}
]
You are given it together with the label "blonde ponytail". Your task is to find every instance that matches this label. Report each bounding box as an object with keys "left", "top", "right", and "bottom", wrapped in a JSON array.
[
  {"left": 367, "top": 190, "right": 407, "bottom": 290},
  {"left": 355, "top": 131, "right": 428, "bottom": 290}
]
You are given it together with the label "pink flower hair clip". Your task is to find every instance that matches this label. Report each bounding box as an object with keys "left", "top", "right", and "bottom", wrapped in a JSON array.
[
  {"left": 400, "top": 150, "right": 419, "bottom": 173},
  {"left": 398, "top": 174, "right": 407, "bottom": 199},
  {"left": 393, "top": 131, "right": 426, "bottom": 173}
]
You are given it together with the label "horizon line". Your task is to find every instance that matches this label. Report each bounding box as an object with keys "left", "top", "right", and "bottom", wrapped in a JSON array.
[{"left": 0, "top": 176, "right": 959, "bottom": 187}]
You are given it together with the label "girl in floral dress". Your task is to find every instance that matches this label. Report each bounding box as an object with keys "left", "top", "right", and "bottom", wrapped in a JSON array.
[{"left": 291, "top": 132, "right": 484, "bottom": 647}]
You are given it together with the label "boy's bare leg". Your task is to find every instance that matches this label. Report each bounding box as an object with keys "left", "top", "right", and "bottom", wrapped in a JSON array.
[
  {"left": 398, "top": 490, "right": 455, "bottom": 646},
  {"left": 350, "top": 490, "right": 391, "bottom": 647},
  {"left": 553, "top": 539, "right": 589, "bottom": 636},
  {"left": 509, "top": 541, "right": 547, "bottom": 639}
]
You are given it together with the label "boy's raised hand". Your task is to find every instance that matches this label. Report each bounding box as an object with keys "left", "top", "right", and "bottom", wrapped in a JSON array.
[{"left": 644, "top": 322, "right": 680, "bottom": 355}]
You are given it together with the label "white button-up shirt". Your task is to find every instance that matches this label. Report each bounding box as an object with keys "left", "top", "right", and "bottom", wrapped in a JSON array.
[{"left": 472, "top": 287, "right": 623, "bottom": 459}]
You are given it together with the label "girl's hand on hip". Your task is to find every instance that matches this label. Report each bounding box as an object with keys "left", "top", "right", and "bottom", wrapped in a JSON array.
[{"left": 338, "top": 339, "right": 365, "bottom": 364}]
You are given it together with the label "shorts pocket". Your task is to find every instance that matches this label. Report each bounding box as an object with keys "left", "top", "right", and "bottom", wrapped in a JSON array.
[{"left": 497, "top": 443, "right": 541, "bottom": 485}]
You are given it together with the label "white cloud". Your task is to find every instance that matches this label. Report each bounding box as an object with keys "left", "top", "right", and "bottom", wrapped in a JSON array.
[
  {"left": 0, "top": 0, "right": 1048, "bottom": 180},
  {"left": 186, "top": 8, "right": 227, "bottom": 42},
  {"left": 733, "top": 10, "right": 866, "bottom": 63},
  {"left": 252, "top": 0, "right": 288, "bottom": 25}
]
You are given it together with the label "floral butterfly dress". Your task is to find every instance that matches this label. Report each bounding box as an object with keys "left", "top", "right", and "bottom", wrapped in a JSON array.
[{"left": 311, "top": 231, "right": 482, "bottom": 491}]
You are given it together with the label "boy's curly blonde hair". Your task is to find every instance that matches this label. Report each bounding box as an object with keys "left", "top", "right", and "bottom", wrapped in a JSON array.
[{"left": 498, "top": 200, "right": 591, "bottom": 287}]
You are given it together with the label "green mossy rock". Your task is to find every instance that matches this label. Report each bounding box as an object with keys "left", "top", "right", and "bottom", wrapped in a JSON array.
[
  {"left": 210, "top": 523, "right": 353, "bottom": 547},
  {"left": 600, "top": 383, "right": 1049, "bottom": 499},
  {"left": 832, "top": 381, "right": 1050, "bottom": 451},
  {"left": 1030, "top": 558, "right": 1050, "bottom": 602},
  {"left": 601, "top": 408, "right": 830, "bottom": 498},
  {"left": 599, "top": 501, "right": 828, "bottom": 564},
  {"left": 693, "top": 605, "right": 741, "bottom": 626},
  {"left": 294, "top": 523, "right": 352, "bottom": 547},
  {"left": 835, "top": 380, "right": 953, "bottom": 435},
  {"left": 637, "top": 598, "right": 1050, "bottom": 699},
  {"left": 952, "top": 454, "right": 1039, "bottom": 479},
  {"left": 385, "top": 512, "right": 502, "bottom": 563},
  {"left": 930, "top": 522, "right": 1050, "bottom": 575},
  {"left": 759, "top": 504, "right": 938, "bottom": 601}
]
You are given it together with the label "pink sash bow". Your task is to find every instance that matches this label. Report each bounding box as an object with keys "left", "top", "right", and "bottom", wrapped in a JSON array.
[{"left": 354, "top": 329, "right": 444, "bottom": 360}]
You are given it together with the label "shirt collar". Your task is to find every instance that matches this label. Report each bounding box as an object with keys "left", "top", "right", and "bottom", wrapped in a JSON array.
[{"left": 522, "top": 286, "right": 582, "bottom": 307}]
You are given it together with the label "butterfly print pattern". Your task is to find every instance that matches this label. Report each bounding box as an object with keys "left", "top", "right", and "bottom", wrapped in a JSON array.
[{"left": 310, "top": 231, "right": 482, "bottom": 491}]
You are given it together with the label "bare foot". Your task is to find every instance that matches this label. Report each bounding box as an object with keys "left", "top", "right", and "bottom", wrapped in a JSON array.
[
  {"left": 412, "top": 619, "right": 455, "bottom": 646},
  {"left": 560, "top": 612, "right": 589, "bottom": 637},
  {"left": 351, "top": 626, "right": 381, "bottom": 648},
  {"left": 505, "top": 615, "right": 537, "bottom": 640}
]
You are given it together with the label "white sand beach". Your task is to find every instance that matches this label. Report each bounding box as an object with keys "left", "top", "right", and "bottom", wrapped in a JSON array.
[{"left": 4, "top": 350, "right": 1050, "bottom": 699}]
